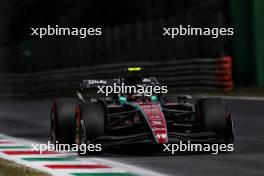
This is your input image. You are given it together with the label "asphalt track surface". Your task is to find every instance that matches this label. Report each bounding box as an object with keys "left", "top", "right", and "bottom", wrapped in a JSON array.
[{"left": 0, "top": 98, "right": 263, "bottom": 176}]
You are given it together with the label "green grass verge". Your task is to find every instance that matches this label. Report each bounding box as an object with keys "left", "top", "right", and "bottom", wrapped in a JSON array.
[{"left": 0, "top": 158, "right": 50, "bottom": 176}]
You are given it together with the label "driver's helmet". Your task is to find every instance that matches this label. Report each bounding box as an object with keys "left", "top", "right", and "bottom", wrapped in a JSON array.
[
  {"left": 126, "top": 93, "right": 143, "bottom": 102},
  {"left": 124, "top": 76, "right": 142, "bottom": 86},
  {"left": 123, "top": 76, "right": 142, "bottom": 101}
]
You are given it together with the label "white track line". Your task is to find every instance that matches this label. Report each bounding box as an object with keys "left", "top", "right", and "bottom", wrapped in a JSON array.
[
  {"left": 89, "top": 157, "right": 174, "bottom": 176},
  {"left": 219, "top": 95, "right": 264, "bottom": 101},
  {"left": 0, "top": 133, "right": 172, "bottom": 176}
]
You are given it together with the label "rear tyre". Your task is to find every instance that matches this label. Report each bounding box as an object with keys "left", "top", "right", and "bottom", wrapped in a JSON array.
[
  {"left": 75, "top": 103, "right": 105, "bottom": 155},
  {"left": 51, "top": 99, "right": 79, "bottom": 145},
  {"left": 198, "top": 98, "right": 233, "bottom": 141}
]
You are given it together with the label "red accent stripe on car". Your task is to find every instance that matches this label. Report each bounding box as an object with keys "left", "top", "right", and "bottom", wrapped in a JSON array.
[
  {"left": 2, "top": 150, "right": 59, "bottom": 155},
  {"left": 137, "top": 103, "right": 168, "bottom": 144}
]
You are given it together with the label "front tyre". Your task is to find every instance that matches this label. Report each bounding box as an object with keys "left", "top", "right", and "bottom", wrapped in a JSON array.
[
  {"left": 51, "top": 98, "right": 79, "bottom": 145},
  {"left": 198, "top": 98, "right": 234, "bottom": 142}
]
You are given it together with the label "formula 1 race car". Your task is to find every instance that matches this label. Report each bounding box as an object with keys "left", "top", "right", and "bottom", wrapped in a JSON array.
[{"left": 50, "top": 67, "right": 234, "bottom": 154}]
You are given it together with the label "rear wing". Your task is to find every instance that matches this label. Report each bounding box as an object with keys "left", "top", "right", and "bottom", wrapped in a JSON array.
[{"left": 80, "top": 79, "right": 118, "bottom": 90}]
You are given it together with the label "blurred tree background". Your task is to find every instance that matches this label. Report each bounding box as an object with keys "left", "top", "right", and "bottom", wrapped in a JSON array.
[{"left": 0, "top": 0, "right": 263, "bottom": 86}]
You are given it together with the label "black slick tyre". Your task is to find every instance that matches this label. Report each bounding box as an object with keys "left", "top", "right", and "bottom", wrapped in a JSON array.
[{"left": 51, "top": 98, "right": 79, "bottom": 145}]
